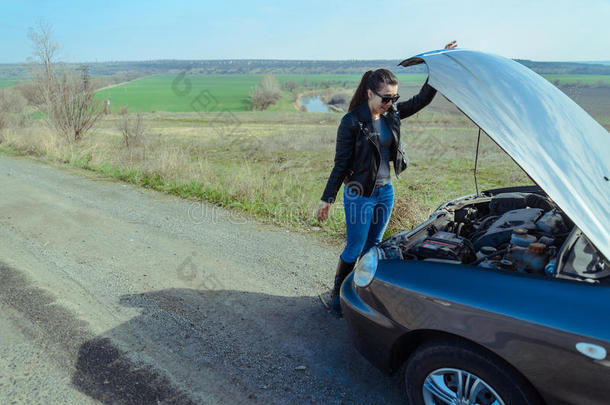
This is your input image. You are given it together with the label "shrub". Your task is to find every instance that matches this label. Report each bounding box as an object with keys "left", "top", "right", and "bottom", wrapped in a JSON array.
[
  {"left": 284, "top": 80, "right": 298, "bottom": 92},
  {"left": 0, "top": 88, "right": 28, "bottom": 135},
  {"left": 15, "top": 81, "right": 41, "bottom": 105},
  {"left": 118, "top": 112, "right": 145, "bottom": 148},
  {"left": 118, "top": 105, "right": 130, "bottom": 115},
  {"left": 45, "top": 66, "right": 103, "bottom": 142},
  {"left": 250, "top": 74, "right": 282, "bottom": 110},
  {"left": 328, "top": 94, "right": 349, "bottom": 105}
]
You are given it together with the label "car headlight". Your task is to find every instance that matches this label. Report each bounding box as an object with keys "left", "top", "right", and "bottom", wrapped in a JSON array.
[{"left": 353, "top": 247, "right": 379, "bottom": 288}]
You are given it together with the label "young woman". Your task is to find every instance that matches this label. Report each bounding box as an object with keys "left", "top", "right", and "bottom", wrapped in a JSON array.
[{"left": 317, "top": 41, "right": 457, "bottom": 317}]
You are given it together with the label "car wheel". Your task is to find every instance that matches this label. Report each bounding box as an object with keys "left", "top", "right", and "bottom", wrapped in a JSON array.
[{"left": 404, "top": 340, "right": 541, "bottom": 405}]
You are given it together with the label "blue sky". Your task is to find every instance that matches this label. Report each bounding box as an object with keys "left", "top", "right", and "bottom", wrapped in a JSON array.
[{"left": 1, "top": 0, "right": 609, "bottom": 63}]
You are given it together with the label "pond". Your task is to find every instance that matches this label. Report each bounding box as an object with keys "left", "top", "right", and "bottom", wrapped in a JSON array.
[{"left": 299, "top": 95, "right": 332, "bottom": 113}]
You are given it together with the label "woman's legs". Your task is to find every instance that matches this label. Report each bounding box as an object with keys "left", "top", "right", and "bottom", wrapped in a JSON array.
[
  {"left": 362, "top": 184, "right": 394, "bottom": 255},
  {"left": 330, "top": 186, "right": 374, "bottom": 317},
  {"left": 331, "top": 184, "right": 394, "bottom": 317},
  {"left": 340, "top": 187, "right": 376, "bottom": 264},
  {"left": 340, "top": 183, "right": 395, "bottom": 263}
]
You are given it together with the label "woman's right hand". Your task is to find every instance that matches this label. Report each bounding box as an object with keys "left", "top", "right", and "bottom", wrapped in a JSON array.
[{"left": 316, "top": 200, "right": 332, "bottom": 221}]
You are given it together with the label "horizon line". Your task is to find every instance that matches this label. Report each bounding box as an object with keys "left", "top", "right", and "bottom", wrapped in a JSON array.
[{"left": 2, "top": 57, "right": 610, "bottom": 66}]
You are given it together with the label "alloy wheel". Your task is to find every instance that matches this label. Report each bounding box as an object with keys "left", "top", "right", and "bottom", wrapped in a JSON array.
[{"left": 422, "top": 367, "right": 505, "bottom": 405}]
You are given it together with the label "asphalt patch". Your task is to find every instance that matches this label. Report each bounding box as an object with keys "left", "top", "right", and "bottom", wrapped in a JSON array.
[{"left": 0, "top": 262, "right": 197, "bottom": 404}]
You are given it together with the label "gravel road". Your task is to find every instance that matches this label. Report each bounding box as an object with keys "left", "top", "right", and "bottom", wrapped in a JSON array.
[{"left": 0, "top": 154, "right": 405, "bottom": 404}]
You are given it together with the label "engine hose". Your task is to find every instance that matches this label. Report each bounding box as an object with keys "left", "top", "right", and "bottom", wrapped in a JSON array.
[
  {"left": 472, "top": 248, "right": 510, "bottom": 266},
  {"left": 464, "top": 238, "right": 476, "bottom": 253},
  {"left": 477, "top": 215, "right": 499, "bottom": 230},
  {"left": 469, "top": 216, "right": 500, "bottom": 241}
]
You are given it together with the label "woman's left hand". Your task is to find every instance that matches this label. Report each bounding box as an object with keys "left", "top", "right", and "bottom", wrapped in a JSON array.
[
  {"left": 444, "top": 40, "right": 458, "bottom": 49},
  {"left": 316, "top": 200, "right": 332, "bottom": 222}
]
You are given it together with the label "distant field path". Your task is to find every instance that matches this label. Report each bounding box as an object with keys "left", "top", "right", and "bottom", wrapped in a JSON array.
[{"left": 95, "top": 76, "right": 148, "bottom": 92}]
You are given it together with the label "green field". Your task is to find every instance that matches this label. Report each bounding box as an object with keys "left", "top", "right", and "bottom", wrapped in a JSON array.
[
  {"left": 0, "top": 78, "right": 18, "bottom": 88},
  {"left": 94, "top": 73, "right": 610, "bottom": 114},
  {"left": 543, "top": 74, "right": 610, "bottom": 86},
  {"left": 94, "top": 74, "right": 429, "bottom": 113}
]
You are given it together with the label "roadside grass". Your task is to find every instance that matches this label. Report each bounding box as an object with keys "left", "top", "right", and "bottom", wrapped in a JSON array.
[
  {"left": 0, "top": 110, "right": 532, "bottom": 241},
  {"left": 1, "top": 72, "right": 606, "bottom": 244},
  {"left": 5, "top": 75, "right": 605, "bottom": 240}
]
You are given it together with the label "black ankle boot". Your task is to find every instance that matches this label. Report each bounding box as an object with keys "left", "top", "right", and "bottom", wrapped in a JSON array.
[{"left": 329, "top": 258, "right": 356, "bottom": 318}]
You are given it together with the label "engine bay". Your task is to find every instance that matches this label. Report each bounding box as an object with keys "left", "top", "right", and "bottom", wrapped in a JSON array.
[{"left": 380, "top": 190, "right": 609, "bottom": 283}]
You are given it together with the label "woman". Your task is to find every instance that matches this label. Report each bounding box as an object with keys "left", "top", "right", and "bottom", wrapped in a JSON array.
[{"left": 317, "top": 41, "right": 457, "bottom": 317}]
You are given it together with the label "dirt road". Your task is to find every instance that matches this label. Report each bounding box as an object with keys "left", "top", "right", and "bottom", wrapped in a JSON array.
[{"left": 0, "top": 154, "right": 405, "bottom": 404}]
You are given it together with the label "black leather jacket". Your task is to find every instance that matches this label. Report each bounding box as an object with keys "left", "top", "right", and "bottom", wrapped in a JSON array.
[{"left": 321, "top": 80, "right": 437, "bottom": 203}]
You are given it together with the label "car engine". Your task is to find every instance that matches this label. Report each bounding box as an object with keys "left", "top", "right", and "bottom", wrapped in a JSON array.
[{"left": 379, "top": 191, "right": 608, "bottom": 282}]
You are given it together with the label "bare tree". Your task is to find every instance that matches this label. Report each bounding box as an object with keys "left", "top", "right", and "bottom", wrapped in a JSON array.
[
  {"left": 118, "top": 112, "right": 145, "bottom": 148},
  {"left": 50, "top": 66, "right": 104, "bottom": 141},
  {"left": 27, "top": 20, "right": 58, "bottom": 107},
  {"left": 249, "top": 74, "right": 282, "bottom": 110},
  {"left": 28, "top": 21, "right": 102, "bottom": 142}
]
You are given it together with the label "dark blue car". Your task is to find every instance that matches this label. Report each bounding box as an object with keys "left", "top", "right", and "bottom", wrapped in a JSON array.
[{"left": 341, "top": 49, "right": 610, "bottom": 405}]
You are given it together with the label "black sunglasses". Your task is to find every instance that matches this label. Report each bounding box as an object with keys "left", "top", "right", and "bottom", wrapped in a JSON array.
[{"left": 372, "top": 89, "right": 400, "bottom": 104}]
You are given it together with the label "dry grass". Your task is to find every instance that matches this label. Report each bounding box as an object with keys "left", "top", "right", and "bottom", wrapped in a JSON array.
[
  {"left": 2, "top": 79, "right": 607, "bottom": 244},
  {"left": 1, "top": 124, "right": 63, "bottom": 156},
  {"left": 1, "top": 110, "right": 532, "bottom": 240},
  {"left": 387, "top": 192, "right": 430, "bottom": 235}
]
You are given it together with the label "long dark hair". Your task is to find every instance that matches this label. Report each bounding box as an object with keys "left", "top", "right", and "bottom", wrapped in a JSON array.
[{"left": 348, "top": 69, "right": 398, "bottom": 112}]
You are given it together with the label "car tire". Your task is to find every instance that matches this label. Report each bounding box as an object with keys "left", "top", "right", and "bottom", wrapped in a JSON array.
[{"left": 404, "top": 339, "right": 542, "bottom": 405}]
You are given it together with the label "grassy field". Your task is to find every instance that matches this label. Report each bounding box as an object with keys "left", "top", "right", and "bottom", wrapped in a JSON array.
[
  {"left": 0, "top": 78, "right": 18, "bottom": 88},
  {"left": 94, "top": 74, "right": 429, "bottom": 113},
  {"left": 544, "top": 74, "right": 610, "bottom": 86},
  {"left": 0, "top": 101, "right": 533, "bottom": 240},
  {"left": 94, "top": 73, "right": 610, "bottom": 114},
  {"left": 2, "top": 72, "right": 608, "bottom": 242}
]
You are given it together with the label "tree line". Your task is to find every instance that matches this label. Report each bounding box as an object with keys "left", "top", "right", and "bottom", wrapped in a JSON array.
[{"left": 3, "top": 56, "right": 610, "bottom": 81}]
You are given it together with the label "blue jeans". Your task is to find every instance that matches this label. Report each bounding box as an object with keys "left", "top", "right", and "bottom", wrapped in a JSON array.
[{"left": 340, "top": 183, "right": 394, "bottom": 264}]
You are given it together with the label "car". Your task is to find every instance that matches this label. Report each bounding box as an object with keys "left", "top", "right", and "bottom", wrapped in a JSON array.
[{"left": 340, "top": 48, "right": 610, "bottom": 405}]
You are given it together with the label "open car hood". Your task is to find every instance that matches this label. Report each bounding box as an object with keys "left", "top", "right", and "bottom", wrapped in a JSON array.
[{"left": 399, "top": 49, "right": 609, "bottom": 259}]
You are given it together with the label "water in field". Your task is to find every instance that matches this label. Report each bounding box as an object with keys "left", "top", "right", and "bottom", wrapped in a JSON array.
[{"left": 299, "top": 95, "right": 332, "bottom": 112}]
